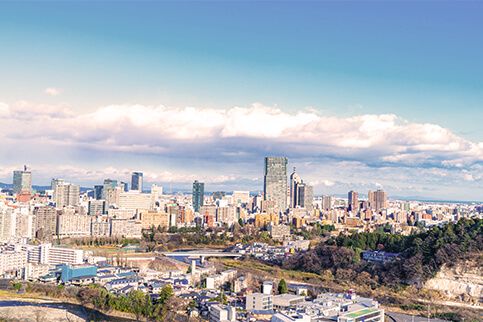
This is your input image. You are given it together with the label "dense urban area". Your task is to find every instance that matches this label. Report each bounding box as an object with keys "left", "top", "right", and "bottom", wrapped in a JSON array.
[{"left": 0, "top": 157, "right": 481, "bottom": 322}]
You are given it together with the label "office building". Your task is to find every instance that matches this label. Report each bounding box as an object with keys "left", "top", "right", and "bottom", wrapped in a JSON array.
[
  {"left": 289, "top": 168, "right": 302, "bottom": 208},
  {"left": 264, "top": 157, "right": 288, "bottom": 212},
  {"left": 131, "top": 172, "right": 143, "bottom": 191},
  {"left": 297, "top": 183, "right": 314, "bottom": 212},
  {"left": 93, "top": 185, "right": 104, "bottom": 200},
  {"left": 118, "top": 191, "right": 152, "bottom": 212},
  {"left": 288, "top": 168, "right": 314, "bottom": 212},
  {"left": 51, "top": 178, "right": 64, "bottom": 190},
  {"left": 53, "top": 182, "right": 80, "bottom": 208},
  {"left": 372, "top": 190, "right": 387, "bottom": 212},
  {"left": 321, "top": 195, "right": 333, "bottom": 211},
  {"left": 348, "top": 191, "right": 359, "bottom": 213},
  {"left": 192, "top": 180, "right": 205, "bottom": 212},
  {"left": 12, "top": 166, "right": 32, "bottom": 194},
  {"left": 120, "top": 181, "right": 129, "bottom": 192},
  {"left": 105, "top": 186, "right": 122, "bottom": 207}
]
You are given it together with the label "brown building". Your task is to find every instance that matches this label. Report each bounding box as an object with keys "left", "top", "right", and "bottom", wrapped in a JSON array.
[{"left": 140, "top": 211, "right": 169, "bottom": 229}]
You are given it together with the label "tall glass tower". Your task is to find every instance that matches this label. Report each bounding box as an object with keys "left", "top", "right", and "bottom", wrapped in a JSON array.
[
  {"left": 192, "top": 180, "right": 205, "bottom": 213},
  {"left": 131, "top": 172, "right": 143, "bottom": 191},
  {"left": 263, "top": 157, "right": 288, "bottom": 212}
]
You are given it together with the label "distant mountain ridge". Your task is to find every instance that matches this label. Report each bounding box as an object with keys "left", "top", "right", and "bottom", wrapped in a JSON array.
[{"left": 0, "top": 182, "right": 91, "bottom": 192}]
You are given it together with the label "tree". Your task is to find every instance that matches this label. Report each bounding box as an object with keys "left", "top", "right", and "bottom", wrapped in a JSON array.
[
  {"left": 158, "top": 284, "right": 174, "bottom": 305},
  {"left": 128, "top": 290, "right": 147, "bottom": 321},
  {"left": 278, "top": 279, "right": 288, "bottom": 294}
]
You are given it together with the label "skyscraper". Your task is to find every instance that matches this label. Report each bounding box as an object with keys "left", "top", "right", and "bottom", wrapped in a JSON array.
[
  {"left": 53, "top": 182, "right": 80, "bottom": 208},
  {"left": 368, "top": 190, "right": 375, "bottom": 209},
  {"left": 374, "top": 189, "right": 388, "bottom": 212},
  {"left": 93, "top": 185, "right": 104, "bottom": 200},
  {"left": 348, "top": 190, "right": 359, "bottom": 212},
  {"left": 263, "top": 157, "right": 288, "bottom": 212},
  {"left": 192, "top": 180, "right": 204, "bottom": 213},
  {"left": 131, "top": 172, "right": 143, "bottom": 191},
  {"left": 102, "top": 179, "right": 118, "bottom": 199},
  {"left": 289, "top": 167, "right": 301, "bottom": 208},
  {"left": 12, "top": 166, "right": 32, "bottom": 194},
  {"left": 297, "top": 183, "right": 314, "bottom": 212},
  {"left": 51, "top": 178, "right": 64, "bottom": 191}
]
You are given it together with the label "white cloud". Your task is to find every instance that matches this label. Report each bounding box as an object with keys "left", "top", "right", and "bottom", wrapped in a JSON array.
[
  {"left": 0, "top": 101, "right": 481, "bottom": 199},
  {"left": 44, "top": 87, "right": 63, "bottom": 96},
  {"left": 0, "top": 102, "right": 480, "bottom": 169}
]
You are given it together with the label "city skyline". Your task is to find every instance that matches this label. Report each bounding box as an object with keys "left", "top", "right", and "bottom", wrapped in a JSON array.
[{"left": 0, "top": 2, "right": 482, "bottom": 201}]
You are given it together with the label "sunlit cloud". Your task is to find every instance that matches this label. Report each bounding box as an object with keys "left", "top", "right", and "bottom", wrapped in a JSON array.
[
  {"left": 0, "top": 101, "right": 481, "bottom": 199},
  {"left": 44, "top": 87, "right": 63, "bottom": 96}
]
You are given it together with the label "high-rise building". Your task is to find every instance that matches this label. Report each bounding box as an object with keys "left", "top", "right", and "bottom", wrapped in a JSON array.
[
  {"left": 102, "top": 179, "right": 118, "bottom": 199},
  {"left": 288, "top": 167, "right": 313, "bottom": 212},
  {"left": 298, "top": 183, "right": 314, "bottom": 212},
  {"left": 120, "top": 181, "right": 129, "bottom": 192},
  {"left": 12, "top": 166, "right": 32, "bottom": 194},
  {"left": 348, "top": 190, "right": 359, "bottom": 212},
  {"left": 33, "top": 206, "right": 57, "bottom": 239},
  {"left": 53, "top": 182, "right": 80, "bottom": 208},
  {"left": 321, "top": 195, "right": 333, "bottom": 211},
  {"left": 192, "top": 180, "right": 204, "bottom": 213},
  {"left": 93, "top": 185, "right": 104, "bottom": 200},
  {"left": 131, "top": 172, "right": 143, "bottom": 191},
  {"left": 264, "top": 157, "right": 288, "bottom": 212},
  {"left": 374, "top": 189, "right": 388, "bottom": 212},
  {"left": 0, "top": 208, "right": 16, "bottom": 242},
  {"left": 368, "top": 190, "right": 375, "bottom": 209},
  {"left": 51, "top": 178, "right": 64, "bottom": 190},
  {"left": 289, "top": 167, "right": 302, "bottom": 208}
]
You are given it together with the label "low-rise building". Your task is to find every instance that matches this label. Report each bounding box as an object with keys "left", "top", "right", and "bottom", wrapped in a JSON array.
[
  {"left": 209, "top": 304, "right": 236, "bottom": 322},
  {"left": 246, "top": 292, "right": 273, "bottom": 311}
]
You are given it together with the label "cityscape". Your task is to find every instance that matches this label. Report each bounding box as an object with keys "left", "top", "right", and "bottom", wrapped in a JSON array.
[
  {"left": 1, "top": 1, "right": 482, "bottom": 322},
  {"left": 0, "top": 159, "right": 481, "bottom": 321}
]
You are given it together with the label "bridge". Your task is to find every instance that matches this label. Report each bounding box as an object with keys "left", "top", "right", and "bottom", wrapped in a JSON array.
[{"left": 158, "top": 249, "right": 242, "bottom": 264}]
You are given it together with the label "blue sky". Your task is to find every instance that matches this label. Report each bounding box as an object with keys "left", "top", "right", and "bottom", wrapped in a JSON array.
[{"left": 0, "top": 2, "right": 482, "bottom": 200}]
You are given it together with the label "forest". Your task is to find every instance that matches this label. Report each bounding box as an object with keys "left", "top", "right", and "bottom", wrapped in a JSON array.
[{"left": 282, "top": 218, "right": 482, "bottom": 286}]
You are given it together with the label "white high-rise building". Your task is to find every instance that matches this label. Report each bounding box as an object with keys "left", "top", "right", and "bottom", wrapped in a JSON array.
[
  {"left": 0, "top": 207, "right": 16, "bottom": 242},
  {"left": 53, "top": 182, "right": 80, "bottom": 208}
]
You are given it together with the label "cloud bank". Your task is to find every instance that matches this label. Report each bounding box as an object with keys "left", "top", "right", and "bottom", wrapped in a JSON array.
[{"left": 0, "top": 101, "right": 481, "bottom": 199}]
